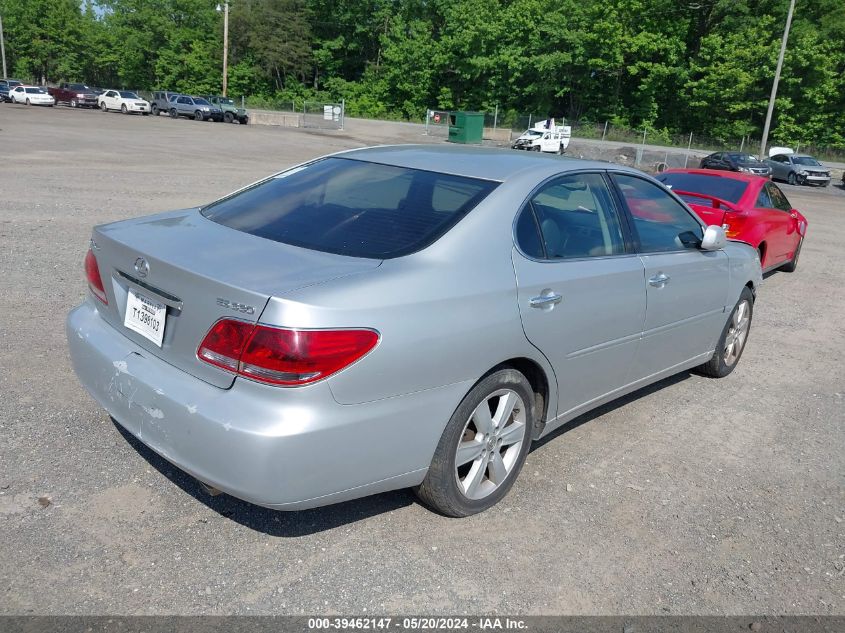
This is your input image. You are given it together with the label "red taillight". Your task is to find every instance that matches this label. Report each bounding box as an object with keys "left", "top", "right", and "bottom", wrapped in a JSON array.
[
  {"left": 198, "top": 319, "right": 379, "bottom": 386},
  {"left": 197, "top": 318, "right": 253, "bottom": 372},
  {"left": 722, "top": 212, "right": 744, "bottom": 238},
  {"left": 84, "top": 248, "right": 108, "bottom": 304}
]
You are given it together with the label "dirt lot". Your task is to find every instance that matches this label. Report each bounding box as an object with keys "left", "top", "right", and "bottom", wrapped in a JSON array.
[{"left": 0, "top": 104, "right": 843, "bottom": 615}]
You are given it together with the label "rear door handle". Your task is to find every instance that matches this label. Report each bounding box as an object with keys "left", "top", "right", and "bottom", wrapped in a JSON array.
[
  {"left": 648, "top": 273, "right": 670, "bottom": 287},
  {"left": 529, "top": 291, "right": 563, "bottom": 309}
]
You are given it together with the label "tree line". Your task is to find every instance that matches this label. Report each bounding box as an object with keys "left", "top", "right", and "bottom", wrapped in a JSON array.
[{"left": 1, "top": 0, "right": 843, "bottom": 148}]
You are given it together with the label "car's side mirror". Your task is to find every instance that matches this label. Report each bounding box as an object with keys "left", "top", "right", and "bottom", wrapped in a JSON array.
[{"left": 701, "top": 225, "right": 727, "bottom": 251}]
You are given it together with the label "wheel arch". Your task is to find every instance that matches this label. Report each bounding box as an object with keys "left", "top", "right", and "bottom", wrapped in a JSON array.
[
  {"left": 481, "top": 357, "right": 553, "bottom": 440},
  {"left": 757, "top": 240, "right": 767, "bottom": 267}
]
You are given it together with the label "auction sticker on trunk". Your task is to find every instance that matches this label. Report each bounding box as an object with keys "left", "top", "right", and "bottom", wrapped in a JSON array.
[{"left": 124, "top": 288, "right": 166, "bottom": 347}]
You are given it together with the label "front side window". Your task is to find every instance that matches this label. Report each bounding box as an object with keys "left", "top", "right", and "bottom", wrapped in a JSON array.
[
  {"left": 203, "top": 158, "right": 498, "bottom": 259},
  {"left": 756, "top": 186, "right": 773, "bottom": 209},
  {"left": 613, "top": 173, "right": 703, "bottom": 253},
  {"left": 765, "top": 183, "right": 792, "bottom": 212},
  {"left": 516, "top": 173, "right": 625, "bottom": 259}
]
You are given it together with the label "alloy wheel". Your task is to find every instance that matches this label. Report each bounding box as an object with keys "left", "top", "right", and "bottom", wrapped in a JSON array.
[
  {"left": 724, "top": 300, "right": 751, "bottom": 367},
  {"left": 454, "top": 389, "right": 527, "bottom": 500}
]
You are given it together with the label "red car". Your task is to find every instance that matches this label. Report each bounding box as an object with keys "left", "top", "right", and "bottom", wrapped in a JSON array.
[{"left": 656, "top": 169, "right": 807, "bottom": 273}]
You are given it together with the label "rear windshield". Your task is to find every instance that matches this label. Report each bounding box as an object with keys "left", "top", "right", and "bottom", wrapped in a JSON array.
[
  {"left": 202, "top": 157, "right": 499, "bottom": 259},
  {"left": 656, "top": 172, "right": 748, "bottom": 204}
]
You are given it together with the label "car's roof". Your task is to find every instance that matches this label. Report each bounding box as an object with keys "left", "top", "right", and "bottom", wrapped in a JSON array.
[
  {"left": 662, "top": 168, "right": 764, "bottom": 183},
  {"left": 337, "top": 145, "right": 629, "bottom": 182}
]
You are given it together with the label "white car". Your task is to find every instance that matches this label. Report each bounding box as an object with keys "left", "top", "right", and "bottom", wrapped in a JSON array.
[
  {"left": 9, "top": 85, "right": 55, "bottom": 106},
  {"left": 98, "top": 90, "right": 151, "bottom": 115}
]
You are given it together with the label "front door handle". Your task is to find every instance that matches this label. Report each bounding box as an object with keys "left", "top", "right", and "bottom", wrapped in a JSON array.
[
  {"left": 648, "top": 273, "right": 670, "bottom": 288},
  {"left": 529, "top": 291, "right": 563, "bottom": 309}
]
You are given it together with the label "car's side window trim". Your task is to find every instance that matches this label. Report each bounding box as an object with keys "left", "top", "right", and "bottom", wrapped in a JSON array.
[
  {"left": 511, "top": 170, "right": 635, "bottom": 263},
  {"left": 607, "top": 171, "right": 707, "bottom": 255}
]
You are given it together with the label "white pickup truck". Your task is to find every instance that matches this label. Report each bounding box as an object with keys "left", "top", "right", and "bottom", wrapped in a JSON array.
[{"left": 511, "top": 122, "right": 571, "bottom": 154}]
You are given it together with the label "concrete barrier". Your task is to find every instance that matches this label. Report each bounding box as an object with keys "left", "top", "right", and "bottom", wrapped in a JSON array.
[
  {"left": 248, "top": 110, "right": 301, "bottom": 127},
  {"left": 483, "top": 127, "right": 512, "bottom": 142}
]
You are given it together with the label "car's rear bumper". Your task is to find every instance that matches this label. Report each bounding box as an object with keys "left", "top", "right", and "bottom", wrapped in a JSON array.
[{"left": 67, "top": 300, "right": 468, "bottom": 509}]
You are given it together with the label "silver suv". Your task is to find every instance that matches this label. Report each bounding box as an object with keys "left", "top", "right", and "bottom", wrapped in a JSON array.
[{"left": 168, "top": 95, "right": 223, "bottom": 122}]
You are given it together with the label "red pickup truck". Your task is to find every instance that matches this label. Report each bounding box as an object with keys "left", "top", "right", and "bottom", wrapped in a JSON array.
[{"left": 47, "top": 83, "right": 100, "bottom": 108}]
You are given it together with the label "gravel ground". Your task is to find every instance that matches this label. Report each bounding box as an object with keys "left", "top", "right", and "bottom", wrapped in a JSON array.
[{"left": 0, "top": 104, "right": 843, "bottom": 616}]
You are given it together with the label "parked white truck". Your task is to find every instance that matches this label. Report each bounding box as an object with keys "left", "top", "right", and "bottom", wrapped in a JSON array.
[{"left": 511, "top": 122, "right": 571, "bottom": 154}]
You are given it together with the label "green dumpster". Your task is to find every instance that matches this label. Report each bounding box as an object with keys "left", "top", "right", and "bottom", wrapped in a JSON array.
[{"left": 448, "top": 111, "right": 484, "bottom": 144}]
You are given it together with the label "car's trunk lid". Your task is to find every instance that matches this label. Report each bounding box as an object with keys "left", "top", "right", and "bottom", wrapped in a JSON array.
[{"left": 91, "top": 209, "right": 382, "bottom": 388}]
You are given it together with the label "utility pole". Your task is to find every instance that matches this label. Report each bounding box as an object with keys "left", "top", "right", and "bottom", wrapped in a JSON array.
[
  {"left": 0, "top": 11, "right": 8, "bottom": 79},
  {"left": 222, "top": 0, "right": 229, "bottom": 96},
  {"left": 759, "top": 0, "right": 795, "bottom": 160}
]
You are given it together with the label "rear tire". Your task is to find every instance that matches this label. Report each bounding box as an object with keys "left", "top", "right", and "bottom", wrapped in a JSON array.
[
  {"left": 781, "top": 238, "right": 802, "bottom": 273},
  {"left": 414, "top": 368, "right": 535, "bottom": 517},
  {"left": 695, "top": 287, "right": 754, "bottom": 378}
]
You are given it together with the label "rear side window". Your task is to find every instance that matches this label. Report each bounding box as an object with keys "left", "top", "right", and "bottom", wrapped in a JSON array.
[
  {"left": 523, "top": 173, "right": 626, "bottom": 259},
  {"left": 656, "top": 173, "right": 748, "bottom": 205},
  {"left": 202, "top": 158, "right": 498, "bottom": 258}
]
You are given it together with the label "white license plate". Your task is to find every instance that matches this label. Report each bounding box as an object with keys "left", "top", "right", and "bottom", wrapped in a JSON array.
[{"left": 124, "top": 288, "right": 166, "bottom": 347}]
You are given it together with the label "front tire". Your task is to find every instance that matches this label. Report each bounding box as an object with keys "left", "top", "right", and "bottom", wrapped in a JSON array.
[
  {"left": 100, "top": 102, "right": 107, "bottom": 112},
  {"left": 25, "top": 98, "right": 31, "bottom": 106},
  {"left": 70, "top": 99, "right": 78, "bottom": 108},
  {"left": 169, "top": 108, "right": 178, "bottom": 119},
  {"left": 194, "top": 110, "right": 203, "bottom": 121},
  {"left": 696, "top": 287, "right": 754, "bottom": 378},
  {"left": 415, "top": 368, "right": 535, "bottom": 517},
  {"left": 121, "top": 104, "right": 128, "bottom": 114},
  {"left": 788, "top": 172, "right": 797, "bottom": 185},
  {"left": 223, "top": 111, "right": 234, "bottom": 124},
  {"left": 151, "top": 104, "right": 159, "bottom": 116}
]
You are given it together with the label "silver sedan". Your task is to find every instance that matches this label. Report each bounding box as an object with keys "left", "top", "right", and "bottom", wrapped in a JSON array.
[{"left": 66, "top": 146, "right": 762, "bottom": 516}]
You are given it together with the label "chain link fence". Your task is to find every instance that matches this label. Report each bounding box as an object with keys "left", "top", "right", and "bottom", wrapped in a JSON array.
[{"left": 302, "top": 100, "right": 345, "bottom": 130}]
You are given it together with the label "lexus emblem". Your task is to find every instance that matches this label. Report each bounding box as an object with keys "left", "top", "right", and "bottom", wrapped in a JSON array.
[{"left": 134, "top": 257, "right": 150, "bottom": 278}]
